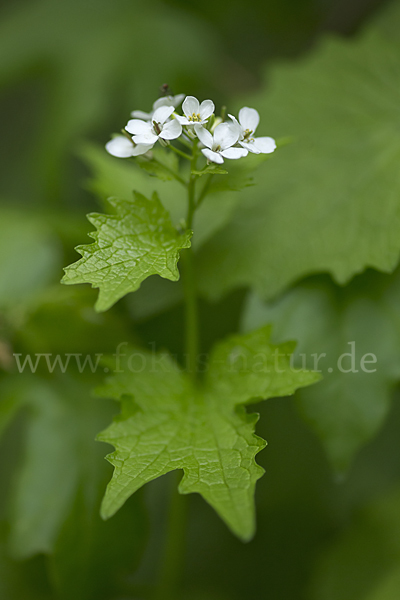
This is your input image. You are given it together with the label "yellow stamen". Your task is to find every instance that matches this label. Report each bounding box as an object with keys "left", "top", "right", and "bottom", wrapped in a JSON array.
[
  {"left": 243, "top": 128, "right": 253, "bottom": 140},
  {"left": 188, "top": 112, "right": 202, "bottom": 122}
]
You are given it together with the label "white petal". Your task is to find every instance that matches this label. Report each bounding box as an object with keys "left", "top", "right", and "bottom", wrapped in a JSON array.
[
  {"left": 152, "top": 105, "right": 175, "bottom": 124},
  {"left": 221, "top": 147, "right": 249, "bottom": 159},
  {"left": 126, "top": 119, "right": 152, "bottom": 135},
  {"left": 194, "top": 125, "right": 213, "bottom": 149},
  {"left": 228, "top": 113, "right": 241, "bottom": 127},
  {"left": 131, "top": 110, "right": 152, "bottom": 120},
  {"left": 153, "top": 94, "right": 185, "bottom": 110},
  {"left": 105, "top": 136, "right": 135, "bottom": 158},
  {"left": 214, "top": 122, "right": 239, "bottom": 150},
  {"left": 131, "top": 143, "right": 154, "bottom": 156},
  {"left": 239, "top": 140, "right": 260, "bottom": 154},
  {"left": 132, "top": 133, "right": 159, "bottom": 145},
  {"left": 199, "top": 99, "right": 215, "bottom": 121},
  {"left": 172, "top": 93, "right": 185, "bottom": 107},
  {"left": 182, "top": 96, "right": 200, "bottom": 118},
  {"left": 253, "top": 136, "right": 276, "bottom": 154},
  {"left": 159, "top": 119, "right": 182, "bottom": 140},
  {"left": 202, "top": 148, "right": 224, "bottom": 164},
  {"left": 175, "top": 115, "right": 191, "bottom": 125},
  {"left": 153, "top": 97, "right": 171, "bottom": 110},
  {"left": 238, "top": 107, "right": 260, "bottom": 133}
]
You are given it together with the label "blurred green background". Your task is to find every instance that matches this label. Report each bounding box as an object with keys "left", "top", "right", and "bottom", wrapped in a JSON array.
[{"left": 1, "top": 0, "right": 400, "bottom": 599}]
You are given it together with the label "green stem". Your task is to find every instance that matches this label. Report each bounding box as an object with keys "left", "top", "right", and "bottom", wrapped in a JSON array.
[
  {"left": 183, "top": 141, "right": 199, "bottom": 377},
  {"left": 196, "top": 174, "right": 214, "bottom": 209},
  {"left": 154, "top": 472, "right": 188, "bottom": 600},
  {"left": 182, "top": 246, "right": 198, "bottom": 377},
  {"left": 154, "top": 140, "right": 202, "bottom": 600},
  {"left": 169, "top": 144, "right": 192, "bottom": 161},
  {"left": 179, "top": 135, "right": 194, "bottom": 149}
]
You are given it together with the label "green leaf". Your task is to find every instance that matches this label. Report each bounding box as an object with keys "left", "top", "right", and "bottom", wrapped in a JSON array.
[
  {"left": 62, "top": 192, "right": 192, "bottom": 312},
  {"left": 198, "top": 2, "right": 400, "bottom": 300},
  {"left": 242, "top": 269, "right": 400, "bottom": 472},
  {"left": 97, "top": 326, "right": 319, "bottom": 541}
]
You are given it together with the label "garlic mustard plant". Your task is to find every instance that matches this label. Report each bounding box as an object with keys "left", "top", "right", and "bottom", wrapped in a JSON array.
[{"left": 64, "top": 88, "right": 318, "bottom": 572}]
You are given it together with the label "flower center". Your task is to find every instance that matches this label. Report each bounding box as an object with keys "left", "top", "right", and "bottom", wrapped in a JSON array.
[
  {"left": 214, "top": 144, "right": 221, "bottom": 152},
  {"left": 188, "top": 112, "right": 202, "bottom": 122},
  {"left": 243, "top": 128, "right": 253, "bottom": 141},
  {"left": 152, "top": 120, "right": 162, "bottom": 135}
]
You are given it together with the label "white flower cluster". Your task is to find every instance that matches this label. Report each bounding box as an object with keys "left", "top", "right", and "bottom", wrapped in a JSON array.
[{"left": 106, "top": 94, "right": 276, "bottom": 164}]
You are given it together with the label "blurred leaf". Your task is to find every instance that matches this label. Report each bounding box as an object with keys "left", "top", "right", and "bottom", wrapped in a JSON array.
[
  {"left": 15, "top": 286, "right": 134, "bottom": 356},
  {"left": 0, "top": 0, "right": 226, "bottom": 200},
  {"left": 127, "top": 276, "right": 183, "bottom": 321},
  {"left": 309, "top": 487, "right": 400, "bottom": 600},
  {"left": 4, "top": 376, "right": 116, "bottom": 560},
  {"left": 242, "top": 269, "right": 400, "bottom": 472},
  {"left": 0, "top": 208, "right": 60, "bottom": 310},
  {"left": 47, "top": 388, "right": 147, "bottom": 600},
  {"left": 3, "top": 371, "right": 147, "bottom": 578},
  {"left": 97, "top": 326, "right": 319, "bottom": 541},
  {"left": 198, "top": 2, "right": 400, "bottom": 300},
  {"left": 7, "top": 379, "right": 79, "bottom": 559},
  {"left": 0, "top": 525, "right": 52, "bottom": 600},
  {"left": 62, "top": 192, "right": 192, "bottom": 312},
  {"left": 0, "top": 381, "right": 23, "bottom": 439},
  {"left": 366, "top": 567, "right": 400, "bottom": 600},
  {"left": 49, "top": 488, "right": 147, "bottom": 600}
]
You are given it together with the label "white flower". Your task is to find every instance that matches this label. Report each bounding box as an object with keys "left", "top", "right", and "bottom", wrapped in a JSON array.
[
  {"left": 229, "top": 107, "right": 276, "bottom": 154},
  {"left": 105, "top": 135, "right": 153, "bottom": 158},
  {"left": 125, "top": 106, "right": 182, "bottom": 145},
  {"left": 194, "top": 123, "right": 248, "bottom": 164},
  {"left": 176, "top": 96, "right": 215, "bottom": 126},
  {"left": 131, "top": 94, "right": 185, "bottom": 120}
]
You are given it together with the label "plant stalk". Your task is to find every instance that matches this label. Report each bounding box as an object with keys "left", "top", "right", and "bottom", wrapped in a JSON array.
[
  {"left": 154, "top": 140, "right": 201, "bottom": 600},
  {"left": 153, "top": 472, "right": 188, "bottom": 600},
  {"left": 183, "top": 141, "right": 199, "bottom": 377}
]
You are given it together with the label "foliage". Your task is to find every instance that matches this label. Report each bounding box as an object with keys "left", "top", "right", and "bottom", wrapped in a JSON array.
[
  {"left": 97, "top": 327, "right": 319, "bottom": 541},
  {"left": 197, "top": 1, "right": 400, "bottom": 300},
  {"left": 1, "top": 0, "right": 400, "bottom": 599},
  {"left": 243, "top": 269, "right": 400, "bottom": 472},
  {"left": 62, "top": 192, "right": 192, "bottom": 311}
]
